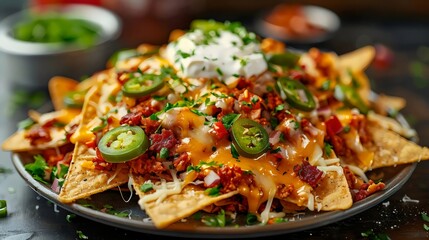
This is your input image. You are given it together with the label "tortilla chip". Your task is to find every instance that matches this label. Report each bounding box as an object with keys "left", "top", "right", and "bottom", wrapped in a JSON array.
[
  {"left": 1, "top": 127, "right": 67, "bottom": 152},
  {"left": 339, "top": 45, "right": 375, "bottom": 72},
  {"left": 48, "top": 76, "right": 79, "bottom": 111},
  {"left": 366, "top": 123, "right": 429, "bottom": 170},
  {"left": 132, "top": 175, "right": 237, "bottom": 228},
  {"left": 58, "top": 144, "right": 130, "bottom": 203},
  {"left": 314, "top": 171, "right": 353, "bottom": 211}
]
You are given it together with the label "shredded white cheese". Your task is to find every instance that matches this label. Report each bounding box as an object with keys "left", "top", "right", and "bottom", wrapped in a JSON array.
[{"left": 401, "top": 194, "right": 420, "bottom": 203}]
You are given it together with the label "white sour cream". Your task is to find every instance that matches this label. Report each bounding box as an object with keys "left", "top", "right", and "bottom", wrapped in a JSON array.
[{"left": 165, "top": 29, "right": 267, "bottom": 84}]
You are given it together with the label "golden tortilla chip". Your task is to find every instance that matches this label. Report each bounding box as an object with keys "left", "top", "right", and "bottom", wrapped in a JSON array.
[
  {"left": 132, "top": 175, "right": 237, "bottom": 228},
  {"left": 59, "top": 85, "right": 129, "bottom": 203},
  {"left": 314, "top": 171, "right": 353, "bottom": 211},
  {"left": 48, "top": 76, "right": 79, "bottom": 111},
  {"left": 1, "top": 128, "right": 67, "bottom": 152},
  {"left": 338, "top": 45, "right": 375, "bottom": 72},
  {"left": 366, "top": 122, "right": 429, "bottom": 170},
  {"left": 58, "top": 144, "right": 129, "bottom": 203}
]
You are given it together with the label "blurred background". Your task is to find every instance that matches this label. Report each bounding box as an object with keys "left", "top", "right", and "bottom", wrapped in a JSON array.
[{"left": 1, "top": 1, "right": 429, "bottom": 239}]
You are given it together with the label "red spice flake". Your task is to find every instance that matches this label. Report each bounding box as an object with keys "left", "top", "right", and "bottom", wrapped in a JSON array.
[
  {"left": 149, "top": 129, "right": 177, "bottom": 152},
  {"left": 293, "top": 160, "right": 323, "bottom": 188}
]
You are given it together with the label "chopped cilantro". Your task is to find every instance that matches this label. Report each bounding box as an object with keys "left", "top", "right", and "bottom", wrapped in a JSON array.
[
  {"left": 216, "top": 67, "right": 223, "bottom": 76},
  {"left": 321, "top": 80, "right": 331, "bottom": 91},
  {"left": 51, "top": 164, "right": 69, "bottom": 186},
  {"left": 202, "top": 209, "right": 226, "bottom": 227},
  {"left": 159, "top": 147, "right": 169, "bottom": 159},
  {"left": 273, "top": 217, "right": 288, "bottom": 223},
  {"left": 91, "top": 116, "right": 108, "bottom": 132},
  {"left": 24, "top": 155, "right": 49, "bottom": 184},
  {"left": 17, "top": 118, "right": 35, "bottom": 130},
  {"left": 240, "top": 58, "right": 248, "bottom": 66},
  {"left": 270, "top": 117, "right": 279, "bottom": 129},
  {"left": 152, "top": 95, "right": 167, "bottom": 101},
  {"left": 192, "top": 211, "right": 203, "bottom": 220},
  {"left": 361, "top": 229, "right": 391, "bottom": 240},
  {"left": 140, "top": 183, "right": 154, "bottom": 193},
  {"left": 232, "top": 73, "right": 240, "bottom": 78},
  {"left": 324, "top": 143, "right": 333, "bottom": 157},
  {"left": 424, "top": 224, "right": 429, "bottom": 231},
  {"left": 266, "top": 85, "right": 273, "bottom": 92},
  {"left": 66, "top": 214, "right": 76, "bottom": 223},
  {"left": 246, "top": 213, "right": 258, "bottom": 225},
  {"left": 343, "top": 125, "right": 351, "bottom": 133},
  {"left": 422, "top": 213, "right": 429, "bottom": 222},
  {"left": 187, "top": 161, "right": 222, "bottom": 172},
  {"left": 102, "top": 204, "right": 131, "bottom": 218},
  {"left": 275, "top": 104, "right": 285, "bottom": 112},
  {"left": 251, "top": 96, "right": 259, "bottom": 104},
  {"left": 270, "top": 147, "right": 281, "bottom": 154},
  {"left": 231, "top": 144, "right": 239, "bottom": 159},
  {"left": 76, "top": 230, "right": 88, "bottom": 239},
  {"left": 205, "top": 185, "right": 221, "bottom": 196},
  {"left": 190, "top": 109, "right": 207, "bottom": 116},
  {"left": 221, "top": 113, "right": 241, "bottom": 130}
]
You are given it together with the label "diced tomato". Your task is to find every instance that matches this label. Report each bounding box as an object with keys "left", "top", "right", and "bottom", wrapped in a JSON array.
[
  {"left": 325, "top": 115, "right": 343, "bottom": 136},
  {"left": 212, "top": 121, "right": 229, "bottom": 140}
]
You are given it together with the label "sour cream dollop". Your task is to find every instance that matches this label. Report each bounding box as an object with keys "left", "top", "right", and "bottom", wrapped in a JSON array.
[{"left": 165, "top": 29, "right": 267, "bottom": 85}]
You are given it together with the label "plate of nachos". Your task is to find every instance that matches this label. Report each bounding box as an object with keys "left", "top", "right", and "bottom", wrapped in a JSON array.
[{"left": 3, "top": 20, "right": 429, "bottom": 237}]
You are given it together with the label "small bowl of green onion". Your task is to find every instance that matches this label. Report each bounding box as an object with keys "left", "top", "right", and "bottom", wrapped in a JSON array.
[{"left": 0, "top": 4, "right": 121, "bottom": 90}]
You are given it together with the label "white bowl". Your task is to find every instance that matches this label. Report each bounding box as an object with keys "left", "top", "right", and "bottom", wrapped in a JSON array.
[
  {"left": 0, "top": 4, "right": 121, "bottom": 90},
  {"left": 254, "top": 5, "right": 341, "bottom": 44}
]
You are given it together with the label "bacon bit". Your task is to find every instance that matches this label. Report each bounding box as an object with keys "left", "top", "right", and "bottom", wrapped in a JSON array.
[
  {"left": 130, "top": 98, "right": 161, "bottom": 117},
  {"left": 140, "top": 118, "right": 160, "bottom": 135},
  {"left": 173, "top": 152, "right": 191, "bottom": 172},
  {"left": 217, "top": 165, "right": 254, "bottom": 193},
  {"left": 120, "top": 112, "right": 143, "bottom": 126},
  {"left": 93, "top": 148, "right": 114, "bottom": 171},
  {"left": 25, "top": 126, "right": 52, "bottom": 145},
  {"left": 128, "top": 155, "right": 167, "bottom": 175},
  {"left": 211, "top": 122, "right": 229, "bottom": 140},
  {"left": 350, "top": 114, "right": 372, "bottom": 144},
  {"left": 236, "top": 77, "right": 251, "bottom": 89},
  {"left": 353, "top": 180, "right": 385, "bottom": 202},
  {"left": 150, "top": 129, "right": 177, "bottom": 152},
  {"left": 293, "top": 160, "right": 323, "bottom": 188}
]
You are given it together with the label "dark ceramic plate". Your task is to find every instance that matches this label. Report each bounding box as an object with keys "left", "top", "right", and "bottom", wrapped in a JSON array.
[{"left": 12, "top": 152, "right": 416, "bottom": 238}]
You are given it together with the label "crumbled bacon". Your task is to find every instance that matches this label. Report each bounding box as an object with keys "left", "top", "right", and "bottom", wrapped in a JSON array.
[
  {"left": 130, "top": 98, "right": 160, "bottom": 117},
  {"left": 149, "top": 129, "right": 177, "bottom": 152},
  {"left": 217, "top": 165, "right": 254, "bottom": 193},
  {"left": 293, "top": 160, "right": 323, "bottom": 188},
  {"left": 353, "top": 180, "right": 385, "bottom": 202},
  {"left": 140, "top": 118, "right": 160, "bottom": 135},
  {"left": 93, "top": 148, "right": 114, "bottom": 171},
  {"left": 128, "top": 155, "right": 167, "bottom": 175},
  {"left": 25, "top": 126, "right": 51, "bottom": 146},
  {"left": 173, "top": 152, "right": 191, "bottom": 172},
  {"left": 120, "top": 111, "right": 143, "bottom": 126},
  {"left": 65, "top": 124, "right": 79, "bottom": 142}
]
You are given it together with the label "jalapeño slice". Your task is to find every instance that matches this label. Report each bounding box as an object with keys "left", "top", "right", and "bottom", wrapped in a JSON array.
[
  {"left": 276, "top": 77, "right": 316, "bottom": 111},
  {"left": 63, "top": 90, "right": 86, "bottom": 109},
  {"left": 231, "top": 118, "right": 269, "bottom": 158},
  {"left": 268, "top": 52, "right": 300, "bottom": 68},
  {"left": 98, "top": 125, "right": 149, "bottom": 163},
  {"left": 122, "top": 73, "right": 164, "bottom": 98}
]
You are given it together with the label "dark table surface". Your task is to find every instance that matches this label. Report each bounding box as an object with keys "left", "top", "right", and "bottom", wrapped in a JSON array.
[{"left": 2, "top": 5, "right": 429, "bottom": 240}]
